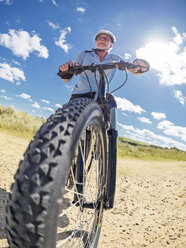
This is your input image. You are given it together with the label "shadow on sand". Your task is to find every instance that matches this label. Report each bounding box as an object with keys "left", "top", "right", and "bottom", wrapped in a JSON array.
[{"left": 0, "top": 188, "right": 9, "bottom": 240}]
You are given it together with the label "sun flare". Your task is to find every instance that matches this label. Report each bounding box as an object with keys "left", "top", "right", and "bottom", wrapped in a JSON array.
[
  {"left": 136, "top": 40, "right": 171, "bottom": 69},
  {"left": 136, "top": 28, "right": 186, "bottom": 86}
]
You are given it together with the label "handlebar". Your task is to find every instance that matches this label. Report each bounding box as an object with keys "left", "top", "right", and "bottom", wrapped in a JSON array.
[{"left": 57, "top": 61, "right": 149, "bottom": 77}]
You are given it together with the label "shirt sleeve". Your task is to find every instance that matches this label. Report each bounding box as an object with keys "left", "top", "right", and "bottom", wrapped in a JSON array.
[{"left": 74, "top": 51, "right": 86, "bottom": 65}]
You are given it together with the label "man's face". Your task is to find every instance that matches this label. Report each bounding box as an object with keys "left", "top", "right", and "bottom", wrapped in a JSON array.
[{"left": 95, "top": 34, "right": 113, "bottom": 50}]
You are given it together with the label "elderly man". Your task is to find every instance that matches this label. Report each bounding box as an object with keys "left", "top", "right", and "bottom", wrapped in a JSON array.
[{"left": 59, "top": 30, "right": 149, "bottom": 100}]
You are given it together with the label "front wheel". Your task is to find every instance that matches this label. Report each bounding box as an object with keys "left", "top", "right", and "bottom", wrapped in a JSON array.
[{"left": 6, "top": 97, "right": 107, "bottom": 248}]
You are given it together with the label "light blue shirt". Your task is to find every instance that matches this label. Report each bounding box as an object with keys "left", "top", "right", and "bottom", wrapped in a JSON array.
[{"left": 72, "top": 50, "right": 124, "bottom": 94}]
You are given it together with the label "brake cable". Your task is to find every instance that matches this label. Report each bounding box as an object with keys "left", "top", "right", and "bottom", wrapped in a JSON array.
[
  {"left": 110, "top": 69, "right": 128, "bottom": 94},
  {"left": 72, "top": 62, "right": 129, "bottom": 97},
  {"left": 81, "top": 68, "right": 93, "bottom": 98}
]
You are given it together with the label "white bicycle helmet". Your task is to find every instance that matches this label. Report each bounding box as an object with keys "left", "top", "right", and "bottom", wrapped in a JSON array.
[{"left": 94, "top": 30, "right": 116, "bottom": 43}]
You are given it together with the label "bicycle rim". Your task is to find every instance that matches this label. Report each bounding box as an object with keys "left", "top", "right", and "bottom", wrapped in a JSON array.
[{"left": 56, "top": 120, "right": 106, "bottom": 247}]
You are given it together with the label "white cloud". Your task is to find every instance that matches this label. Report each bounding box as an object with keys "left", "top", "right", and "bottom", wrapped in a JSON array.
[
  {"left": 0, "top": 0, "right": 12, "bottom": 5},
  {"left": 52, "top": 0, "right": 58, "bottom": 6},
  {"left": 151, "top": 112, "right": 166, "bottom": 120},
  {"left": 32, "top": 101, "right": 40, "bottom": 109},
  {"left": 137, "top": 116, "right": 152, "bottom": 124},
  {"left": 76, "top": 7, "right": 86, "bottom": 14},
  {"left": 115, "top": 96, "right": 145, "bottom": 114},
  {"left": 0, "top": 89, "right": 6, "bottom": 93},
  {"left": 118, "top": 122, "right": 186, "bottom": 151},
  {"left": 173, "top": 90, "right": 185, "bottom": 105},
  {"left": 122, "top": 112, "right": 128, "bottom": 117},
  {"left": 43, "top": 106, "right": 54, "bottom": 112},
  {"left": 0, "top": 62, "right": 26, "bottom": 83},
  {"left": 56, "top": 103, "right": 62, "bottom": 108},
  {"left": 12, "top": 60, "right": 21, "bottom": 66},
  {"left": 157, "top": 120, "right": 186, "bottom": 142},
  {"left": 48, "top": 21, "right": 60, "bottom": 30},
  {"left": 55, "top": 27, "right": 72, "bottom": 53},
  {"left": 0, "top": 29, "right": 49, "bottom": 60},
  {"left": 16, "top": 82, "right": 21, "bottom": 86},
  {"left": 124, "top": 53, "right": 132, "bottom": 60},
  {"left": 64, "top": 84, "right": 72, "bottom": 90},
  {"left": 0, "top": 95, "right": 12, "bottom": 100},
  {"left": 41, "top": 99, "right": 50, "bottom": 104},
  {"left": 16, "top": 93, "right": 31, "bottom": 99},
  {"left": 136, "top": 26, "right": 186, "bottom": 86}
]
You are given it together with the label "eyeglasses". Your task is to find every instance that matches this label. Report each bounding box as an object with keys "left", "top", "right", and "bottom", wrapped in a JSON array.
[{"left": 96, "top": 35, "right": 111, "bottom": 42}]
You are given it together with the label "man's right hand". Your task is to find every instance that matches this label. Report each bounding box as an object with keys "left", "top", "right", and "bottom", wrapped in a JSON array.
[
  {"left": 59, "top": 60, "right": 73, "bottom": 72},
  {"left": 59, "top": 60, "right": 74, "bottom": 82}
]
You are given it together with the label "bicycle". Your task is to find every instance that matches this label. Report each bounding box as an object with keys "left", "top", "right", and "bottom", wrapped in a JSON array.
[{"left": 6, "top": 61, "right": 149, "bottom": 248}]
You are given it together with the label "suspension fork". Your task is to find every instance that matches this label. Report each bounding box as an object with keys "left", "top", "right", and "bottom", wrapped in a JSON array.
[
  {"left": 96, "top": 68, "right": 118, "bottom": 209},
  {"left": 105, "top": 107, "right": 118, "bottom": 209}
]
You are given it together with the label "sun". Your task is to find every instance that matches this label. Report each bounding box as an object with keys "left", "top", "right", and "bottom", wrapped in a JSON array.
[
  {"left": 135, "top": 34, "right": 186, "bottom": 86},
  {"left": 136, "top": 40, "right": 171, "bottom": 70}
]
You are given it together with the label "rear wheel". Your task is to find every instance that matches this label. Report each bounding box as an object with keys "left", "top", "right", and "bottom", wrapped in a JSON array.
[{"left": 6, "top": 97, "right": 107, "bottom": 248}]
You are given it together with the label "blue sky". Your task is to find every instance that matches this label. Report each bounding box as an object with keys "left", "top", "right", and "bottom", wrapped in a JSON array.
[{"left": 0, "top": 0, "right": 186, "bottom": 151}]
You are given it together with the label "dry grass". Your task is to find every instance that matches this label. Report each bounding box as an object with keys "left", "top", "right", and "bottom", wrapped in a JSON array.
[
  {"left": 118, "top": 137, "right": 186, "bottom": 161},
  {"left": 0, "top": 105, "right": 45, "bottom": 138},
  {"left": 1, "top": 105, "right": 186, "bottom": 161}
]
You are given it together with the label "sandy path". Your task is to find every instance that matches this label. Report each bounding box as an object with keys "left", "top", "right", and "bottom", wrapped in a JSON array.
[
  {"left": 99, "top": 159, "right": 186, "bottom": 248},
  {"left": 0, "top": 131, "right": 30, "bottom": 247},
  {"left": 0, "top": 130, "right": 186, "bottom": 248}
]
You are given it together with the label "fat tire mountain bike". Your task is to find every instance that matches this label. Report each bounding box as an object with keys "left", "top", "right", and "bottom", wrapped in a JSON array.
[{"left": 6, "top": 61, "right": 148, "bottom": 248}]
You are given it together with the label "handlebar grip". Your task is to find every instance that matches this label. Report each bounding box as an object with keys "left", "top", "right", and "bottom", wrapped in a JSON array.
[
  {"left": 116, "top": 61, "right": 136, "bottom": 70},
  {"left": 57, "top": 70, "right": 70, "bottom": 76},
  {"left": 57, "top": 65, "right": 75, "bottom": 78},
  {"left": 132, "top": 59, "right": 150, "bottom": 72},
  {"left": 57, "top": 70, "right": 74, "bottom": 79}
]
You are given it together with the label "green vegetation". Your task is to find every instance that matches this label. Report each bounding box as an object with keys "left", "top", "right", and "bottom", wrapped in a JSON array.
[
  {"left": 0, "top": 105, "right": 45, "bottom": 138},
  {"left": 0, "top": 105, "right": 186, "bottom": 161},
  {"left": 118, "top": 137, "right": 186, "bottom": 161}
]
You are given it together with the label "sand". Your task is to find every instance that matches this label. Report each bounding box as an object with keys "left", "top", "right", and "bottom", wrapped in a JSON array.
[{"left": 0, "top": 130, "right": 185, "bottom": 248}]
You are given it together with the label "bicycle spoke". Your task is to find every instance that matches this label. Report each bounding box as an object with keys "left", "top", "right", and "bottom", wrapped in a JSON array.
[{"left": 56, "top": 124, "right": 104, "bottom": 247}]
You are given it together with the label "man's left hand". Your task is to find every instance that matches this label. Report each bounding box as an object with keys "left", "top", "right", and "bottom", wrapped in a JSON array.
[{"left": 128, "top": 58, "right": 150, "bottom": 75}]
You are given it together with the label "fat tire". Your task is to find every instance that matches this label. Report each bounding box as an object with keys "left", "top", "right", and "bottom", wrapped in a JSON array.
[{"left": 6, "top": 97, "right": 107, "bottom": 248}]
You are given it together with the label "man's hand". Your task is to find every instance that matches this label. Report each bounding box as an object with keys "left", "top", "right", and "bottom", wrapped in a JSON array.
[
  {"left": 59, "top": 60, "right": 73, "bottom": 82},
  {"left": 59, "top": 60, "right": 73, "bottom": 72},
  {"left": 127, "top": 58, "right": 150, "bottom": 75}
]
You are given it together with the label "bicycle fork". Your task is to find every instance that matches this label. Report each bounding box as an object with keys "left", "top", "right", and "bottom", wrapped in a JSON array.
[
  {"left": 76, "top": 106, "right": 118, "bottom": 210},
  {"left": 104, "top": 107, "right": 118, "bottom": 209}
]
